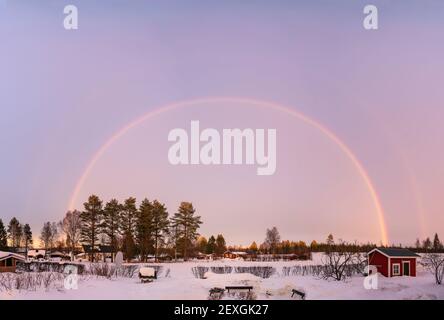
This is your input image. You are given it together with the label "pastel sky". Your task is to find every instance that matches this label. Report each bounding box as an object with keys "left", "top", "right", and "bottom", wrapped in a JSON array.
[{"left": 1, "top": 0, "right": 443, "bottom": 246}]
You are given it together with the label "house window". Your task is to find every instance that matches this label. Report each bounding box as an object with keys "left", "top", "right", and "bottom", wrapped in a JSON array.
[
  {"left": 392, "top": 263, "right": 400, "bottom": 276},
  {"left": 6, "top": 258, "right": 13, "bottom": 267}
]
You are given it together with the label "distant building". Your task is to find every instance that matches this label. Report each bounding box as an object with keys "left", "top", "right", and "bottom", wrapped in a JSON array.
[
  {"left": 223, "top": 250, "right": 248, "bottom": 259},
  {"left": 82, "top": 245, "right": 114, "bottom": 262},
  {"left": 368, "top": 248, "right": 420, "bottom": 277},
  {"left": 28, "top": 249, "right": 46, "bottom": 260},
  {"left": 49, "top": 251, "right": 71, "bottom": 261},
  {"left": 0, "top": 251, "right": 26, "bottom": 273}
]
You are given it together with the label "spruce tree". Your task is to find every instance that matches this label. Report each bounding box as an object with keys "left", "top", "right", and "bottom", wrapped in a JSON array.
[
  {"left": 215, "top": 234, "right": 226, "bottom": 255},
  {"left": 23, "top": 224, "right": 33, "bottom": 258},
  {"left": 137, "top": 198, "right": 153, "bottom": 262},
  {"left": 40, "top": 221, "right": 53, "bottom": 252},
  {"left": 80, "top": 195, "right": 103, "bottom": 261},
  {"left": 172, "top": 202, "right": 202, "bottom": 260},
  {"left": 249, "top": 241, "right": 258, "bottom": 252},
  {"left": 120, "top": 197, "right": 137, "bottom": 261},
  {"left": 7, "top": 217, "right": 22, "bottom": 252},
  {"left": 433, "top": 233, "right": 442, "bottom": 252},
  {"left": 206, "top": 235, "right": 216, "bottom": 254},
  {"left": 103, "top": 199, "right": 121, "bottom": 259},
  {"left": 423, "top": 237, "right": 432, "bottom": 251},
  {"left": 151, "top": 200, "right": 169, "bottom": 262},
  {"left": 0, "top": 219, "right": 7, "bottom": 250},
  {"left": 196, "top": 236, "right": 208, "bottom": 254}
]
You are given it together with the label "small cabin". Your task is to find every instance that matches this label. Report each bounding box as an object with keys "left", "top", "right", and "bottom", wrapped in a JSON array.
[
  {"left": 368, "top": 248, "right": 420, "bottom": 277},
  {"left": 0, "top": 251, "right": 26, "bottom": 273},
  {"left": 223, "top": 251, "right": 248, "bottom": 259},
  {"left": 28, "top": 249, "right": 46, "bottom": 260},
  {"left": 82, "top": 245, "right": 114, "bottom": 262}
]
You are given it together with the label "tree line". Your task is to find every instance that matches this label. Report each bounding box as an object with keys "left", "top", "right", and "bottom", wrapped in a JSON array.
[
  {"left": 0, "top": 218, "right": 33, "bottom": 256},
  {"left": 64, "top": 195, "right": 204, "bottom": 262},
  {"left": 2, "top": 211, "right": 443, "bottom": 261}
]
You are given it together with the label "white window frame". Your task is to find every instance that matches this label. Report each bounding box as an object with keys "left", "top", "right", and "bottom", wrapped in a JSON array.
[{"left": 392, "top": 263, "right": 401, "bottom": 276}]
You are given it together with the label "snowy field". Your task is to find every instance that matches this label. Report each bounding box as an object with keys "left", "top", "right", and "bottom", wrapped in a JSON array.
[{"left": 1, "top": 253, "right": 443, "bottom": 300}]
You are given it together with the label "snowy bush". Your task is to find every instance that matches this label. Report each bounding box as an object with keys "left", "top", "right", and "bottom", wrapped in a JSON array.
[
  {"left": 0, "top": 272, "right": 65, "bottom": 292},
  {"left": 281, "top": 262, "right": 365, "bottom": 278},
  {"left": 192, "top": 266, "right": 209, "bottom": 279},
  {"left": 88, "top": 263, "right": 117, "bottom": 278},
  {"left": 210, "top": 266, "right": 232, "bottom": 274},
  {"left": 234, "top": 266, "right": 275, "bottom": 278},
  {"left": 282, "top": 265, "right": 324, "bottom": 277},
  {"left": 17, "top": 261, "right": 85, "bottom": 274}
]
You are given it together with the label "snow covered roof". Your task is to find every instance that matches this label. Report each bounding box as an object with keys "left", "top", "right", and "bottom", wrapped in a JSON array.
[
  {"left": 0, "top": 251, "right": 26, "bottom": 262},
  {"left": 370, "top": 247, "right": 420, "bottom": 258},
  {"left": 28, "top": 249, "right": 46, "bottom": 257},
  {"left": 50, "top": 251, "right": 69, "bottom": 257},
  {"left": 228, "top": 251, "right": 248, "bottom": 255},
  {"left": 82, "top": 245, "right": 113, "bottom": 253}
]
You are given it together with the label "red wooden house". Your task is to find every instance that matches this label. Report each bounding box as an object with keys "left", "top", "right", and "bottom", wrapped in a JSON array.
[
  {"left": 0, "top": 251, "right": 26, "bottom": 273},
  {"left": 368, "top": 248, "right": 420, "bottom": 277}
]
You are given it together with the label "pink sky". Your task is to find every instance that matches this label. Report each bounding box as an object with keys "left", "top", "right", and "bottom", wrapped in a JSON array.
[{"left": 1, "top": 1, "right": 443, "bottom": 246}]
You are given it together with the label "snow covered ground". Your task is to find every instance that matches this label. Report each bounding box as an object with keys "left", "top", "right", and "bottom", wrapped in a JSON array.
[{"left": 1, "top": 254, "right": 443, "bottom": 300}]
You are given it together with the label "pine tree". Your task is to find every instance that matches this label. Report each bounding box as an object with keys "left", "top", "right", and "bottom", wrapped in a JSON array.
[
  {"left": 23, "top": 224, "right": 33, "bottom": 258},
  {"left": 249, "top": 241, "right": 258, "bottom": 252},
  {"left": 415, "top": 238, "right": 421, "bottom": 249},
  {"left": 206, "top": 235, "right": 216, "bottom": 254},
  {"left": 215, "top": 234, "right": 226, "bottom": 255},
  {"left": 137, "top": 198, "right": 153, "bottom": 262},
  {"left": 120, "top": 197, "right": 137, "bottom": 261},
  {"left": 0, "top": 219, "right": 7, "bottom": 250},
  {"left": 423, "top": 237, "right": 432, "bottom": 251},
  {"left": 326, "top": 234, "right": 334, "bottom": 245},
  {"left": 310, "top": 240, "right": 318, "bottom": 251},
  {"left": 196, "top": 236, "right": 208, "bottom": 253},
  {"left": 120, "top": 197, "right": 137, "bottom": 237},
  {"left": 433, "top": 233, "right": 442, "bottom": 252},
  {"left": 40, "top": 222, "right": 53, "bottom": 252},
  {"left": 80, "top": 195, "right": 103, "bottom": 261},
  {"left": 172, "top": 202, "right": 202, "bottom": 260},
  {"left": 103, "top": 199, "right": 121, "bottom": 260},
  {"left": 151, "top": 200, "right": 169, "bottom": 262},
  {"left": 169, "top": 217, "right": 181, "bottom": 261},
  {"left": 7, "top": 217, "right": 22, "bottom": 252}
]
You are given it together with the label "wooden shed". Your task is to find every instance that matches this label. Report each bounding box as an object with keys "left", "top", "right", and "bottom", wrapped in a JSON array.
[{"left": 368, "top": 248, "right": 419, "bottom": 277}]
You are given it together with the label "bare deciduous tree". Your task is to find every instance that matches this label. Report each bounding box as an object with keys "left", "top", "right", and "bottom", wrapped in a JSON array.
[
  {"left": 264, "top": 227, "right": 280, "bottom": 254},
  {"left": 320, "top": 243, "right": 364, "bottom": 281},
  {"left": 60, "top": 210, "right": 82, "bottom": 260},
  {"left": 40, "top": 221, "right": 59, "bottom": 254},
  {"left": 421, "top": 253, "right": 444, "bottom": 285}
]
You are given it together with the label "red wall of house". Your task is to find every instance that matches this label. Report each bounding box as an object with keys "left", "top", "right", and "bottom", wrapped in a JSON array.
[
  {"left": 369, "top": 252, "right": 389, "bottom": 277},
  {"left": 389, "top": 258, "right": 417, "bottom": 277}
]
